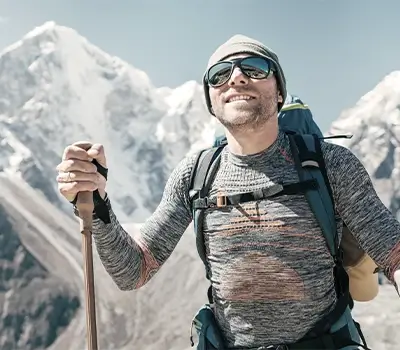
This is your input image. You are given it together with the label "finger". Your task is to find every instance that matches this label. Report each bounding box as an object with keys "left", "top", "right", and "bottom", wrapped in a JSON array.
[
  {"left": 87, "top": 143, "right": 107, "bottom": 168},
  {"left": 56, "top": 171, "right": 101, "bottom": 183},
  {"left": 62, "top": 144, "right": 92, "bottom": 161},
  {"left": 56, "top": 159, "right": 97, "bottom": 173},
  {"left": 58, "top": 181, "right": 99, "bottom": 199},
  {"left": 72, "top": 141, "right": 94, "bottom": 151},
  {"left": 64, "top": 193, "right": 77, "bottom": 202}
]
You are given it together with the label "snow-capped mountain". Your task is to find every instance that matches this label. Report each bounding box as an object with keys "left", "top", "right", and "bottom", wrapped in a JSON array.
[
  {"left": 328, "top": 71, "right": 400, "bottom": 217},
  {"left": 0, "top": 21, "right": 220, "bottom": 222}
]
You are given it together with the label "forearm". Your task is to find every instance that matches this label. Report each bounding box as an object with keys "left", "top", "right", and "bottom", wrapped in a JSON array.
[
  {"left": 344, "top": 189, "right": 400, "bottom": 282},
  {"left": 327, "top": 144, "right": 400, "bottom": 282},
  {"left": 92, "top": 190, "right": 193, "bottom": 290},
  {"left": 92, "top": 199, "right": 145, "bottom": 290},
  {"left": 91, "top": 153, "right": 196, "bottom": 290}
]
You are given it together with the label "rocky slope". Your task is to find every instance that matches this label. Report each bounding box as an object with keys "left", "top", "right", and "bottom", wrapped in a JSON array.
[{"left": 0, "top": 173, "right": 209, "bottom": 350}]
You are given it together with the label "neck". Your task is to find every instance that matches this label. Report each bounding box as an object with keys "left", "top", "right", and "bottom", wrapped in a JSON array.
[{"left": 225, "top": 117, "right": 279, "bottom": 156}]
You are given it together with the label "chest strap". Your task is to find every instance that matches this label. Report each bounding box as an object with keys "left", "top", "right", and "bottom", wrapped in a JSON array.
[{"left": 193, "top": 179, "right": 317, "bottom": 210}]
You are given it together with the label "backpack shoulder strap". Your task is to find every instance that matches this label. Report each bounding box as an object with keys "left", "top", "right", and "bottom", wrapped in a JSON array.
[
  {"left": 189, "top": 145, "right": 225, "bottom": 279},
  {"left": 288, "top": 132, "right": 372, "bottom": 349},
  {"left": 189, "top": 145, "right": 225, "bottom": 305},
  {"left": 189, "top": 145, "right": 225, "bottom": 204},
  {"left": 287, "top": 132, "right": 339, "bottom": 259}
]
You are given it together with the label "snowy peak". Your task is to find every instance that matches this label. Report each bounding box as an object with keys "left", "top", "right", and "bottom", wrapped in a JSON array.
[
  {"left": 358, "top": 71, "right": 400, "bottom": 109},
  {"left": 328, "top": 70, "right": 400, "bottom": 214},
  {"left": 23, "top": 20, "right": 58, "bottom": 38},
  {"left": 161, "top": 80, "right": 199, "bottom": 115},
  {"left": 328, "top": 70, "right": 400, "bottom": 156},
  {"left": 0, "top": 22, "right": 215, "bottom": 222},
  {"left": 1, "top": 21, "right": 155, "bottom": 97},
  {"left": 329, "top": 71, "right": 400, "bottom": 136}
]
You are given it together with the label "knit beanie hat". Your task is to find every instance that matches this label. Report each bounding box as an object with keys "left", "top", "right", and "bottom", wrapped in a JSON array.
[{"left": 203, "top": 34, "right": 287, "bottom": 115}]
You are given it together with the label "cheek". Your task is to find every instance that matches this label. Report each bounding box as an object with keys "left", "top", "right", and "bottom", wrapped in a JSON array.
[
  {"left": 209, "top": 89, "right": 221, "bottom": 107},
  {"left": 254, "top": 78, "right": 278, "bottom": 97}
]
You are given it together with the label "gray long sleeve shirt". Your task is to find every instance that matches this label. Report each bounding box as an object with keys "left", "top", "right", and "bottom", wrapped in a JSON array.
[{"left": 92, "top": 130, "right": 400, "bottom": 349}]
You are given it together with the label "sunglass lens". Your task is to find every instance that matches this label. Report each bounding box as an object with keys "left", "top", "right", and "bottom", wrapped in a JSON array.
[
  {"left": 241, "top": 57, "right": 271, "bottom": 79},
  {"left": 208, "top": 62, "right": 232, "bottom": 86}
]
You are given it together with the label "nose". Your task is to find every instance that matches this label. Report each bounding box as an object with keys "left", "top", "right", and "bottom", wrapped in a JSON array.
[{"left": 228, "top": 67, "right": 249, "bottom": 87}]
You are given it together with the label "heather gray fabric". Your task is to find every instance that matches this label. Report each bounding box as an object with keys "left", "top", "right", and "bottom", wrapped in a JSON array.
[{"left": 203, "top": 34, "right": 287, "bottom": 115}]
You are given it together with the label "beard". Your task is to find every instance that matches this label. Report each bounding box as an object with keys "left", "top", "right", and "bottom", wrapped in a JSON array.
[{"left": 213, "top": 87, "right": 279, "bottom": 132}]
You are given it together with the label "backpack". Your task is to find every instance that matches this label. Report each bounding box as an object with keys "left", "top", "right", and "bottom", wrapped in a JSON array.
[{"left": 188, "top": 95, "right": 372, "bottom": 350}]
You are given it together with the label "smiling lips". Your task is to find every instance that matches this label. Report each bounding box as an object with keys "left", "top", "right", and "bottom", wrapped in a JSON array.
[{"left": 226, "top": 95, "right": 255, "bottom": 103}]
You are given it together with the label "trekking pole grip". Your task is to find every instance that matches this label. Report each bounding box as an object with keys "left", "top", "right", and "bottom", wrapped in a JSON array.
[{"left": 77, "top": 191, "right": 98, "bottom": 350}]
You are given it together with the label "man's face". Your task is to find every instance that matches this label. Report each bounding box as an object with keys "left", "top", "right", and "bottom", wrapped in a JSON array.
[{"left": 208, "top": 54, "right": 281, "bottom": 130}]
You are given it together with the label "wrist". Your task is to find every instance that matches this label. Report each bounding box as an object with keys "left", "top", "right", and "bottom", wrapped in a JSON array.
[{"left": 73, "top": 191, "right": 111, "bottom": 224}]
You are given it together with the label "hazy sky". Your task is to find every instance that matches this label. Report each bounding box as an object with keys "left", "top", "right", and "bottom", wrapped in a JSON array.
[{"left": 1, "top": 0, "right": 399, "bottom": 132}]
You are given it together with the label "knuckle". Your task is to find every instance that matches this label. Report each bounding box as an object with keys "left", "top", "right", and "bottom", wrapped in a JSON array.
[
  {"left": 62, "top": 145, "right": 75, "bottom": 159},
  {"left": 66, "top": 159, "right": 75, "bottom": 167},
  {"left": 82, "top": 163, "right": 93, "bottom": 173},
  {"left": 70, "top": 181, "right": 81, "bottom": 190},
  {"left": 56, "top": 163, "right": 65, "bottom": 172},
  {"left": 57, "top": 160, "right": 71, "bottom": 172},
  {"left": 65, "top": 144, "right": 74, "bottom": 153}
]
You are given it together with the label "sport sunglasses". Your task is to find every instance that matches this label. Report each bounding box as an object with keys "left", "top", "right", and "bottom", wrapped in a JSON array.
[{"left": 206, "top": 56, "right": 275, "bottom": 87}]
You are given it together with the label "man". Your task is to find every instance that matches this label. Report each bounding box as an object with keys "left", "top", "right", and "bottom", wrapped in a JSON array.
[{"left": 56, "top": 35, "right": 400, "bottom": 349}]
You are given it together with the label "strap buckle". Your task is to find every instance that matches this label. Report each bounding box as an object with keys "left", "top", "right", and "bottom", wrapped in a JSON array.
[{"left": 216, "top": 191, "right": 227, "bottom": 207}]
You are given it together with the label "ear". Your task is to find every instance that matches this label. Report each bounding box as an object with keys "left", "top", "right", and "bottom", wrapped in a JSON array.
[{"left": 278, "top": 92, "right": 283, "bottom": 103}]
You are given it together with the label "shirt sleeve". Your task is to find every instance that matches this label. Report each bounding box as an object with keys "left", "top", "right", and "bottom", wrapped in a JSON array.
[
  {"left": 91, "top": 152, "right": 197, "bottom": 290},
  {"left": 323, "top": 142, "right": 400, "bottom": 283}
]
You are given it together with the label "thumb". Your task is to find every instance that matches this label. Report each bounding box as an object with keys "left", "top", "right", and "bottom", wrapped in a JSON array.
[
  {"left": 87, "top": 143, "right": 107, "bottom": 168},
  {"left": 72, "top": 141, "right": 93, "bottom": 151}
]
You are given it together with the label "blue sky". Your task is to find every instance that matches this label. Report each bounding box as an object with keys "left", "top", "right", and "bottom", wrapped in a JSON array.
[{"left": 0, "top": 0, "right": 399, "bottom": 132}]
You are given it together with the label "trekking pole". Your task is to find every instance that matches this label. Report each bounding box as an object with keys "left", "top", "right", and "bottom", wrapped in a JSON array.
[{"left": 77, "top": 191, "right": 98, "bottom": 350}]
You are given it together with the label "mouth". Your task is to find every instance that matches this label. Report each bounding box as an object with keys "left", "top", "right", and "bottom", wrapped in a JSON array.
[{"left": 225, "top": 94, "right": 256, "bottom": 103}]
